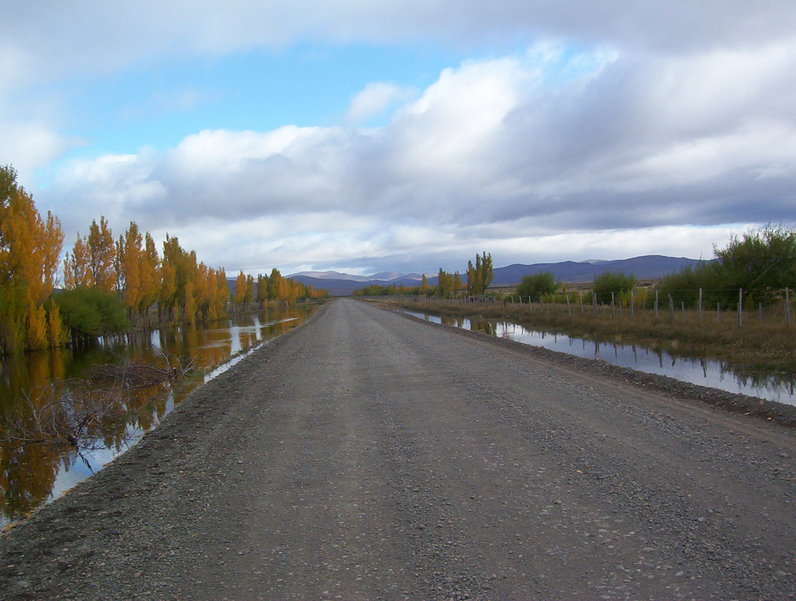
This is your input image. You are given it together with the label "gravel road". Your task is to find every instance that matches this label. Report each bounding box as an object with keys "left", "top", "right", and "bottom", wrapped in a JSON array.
[{"left": 1, "top": 299, "right": 794, "bottom": 600}]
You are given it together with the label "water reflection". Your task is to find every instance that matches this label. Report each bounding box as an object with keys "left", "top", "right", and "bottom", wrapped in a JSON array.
[
  {"left": 0, "top": 305, "right": 314, "bottom": 526},
  {"left": 405, "top": 311, "right": 796, "bottom": 406}
]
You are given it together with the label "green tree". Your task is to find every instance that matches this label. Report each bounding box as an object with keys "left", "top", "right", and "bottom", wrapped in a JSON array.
[
  {"left": 592, "top": 272, "right": 637, "bottom": 304},
  {"left": 713, "top": 225, "right": 796, "bottom": 305},
  {"left": 466, "top": 251, "right": 493, "bottom": 295},
  {"left": 55, "top": 287, "right": 130, "bottom": 341},
  {"left": 657, "top": 226, "right": 796, "bottom": 308},
  {"left": 437, "top": 269, "right": 454, "bottom": 298},
  {"left": 517, "top": 272, "right": 558, "bottom": 301},
  {"left": 256, "top": 273, "right": 269, "bottom": 304}
]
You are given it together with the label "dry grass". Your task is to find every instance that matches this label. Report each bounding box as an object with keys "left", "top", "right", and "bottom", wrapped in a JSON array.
[{"left": 372, "top": 298, "right": 796, "bottom": 373}]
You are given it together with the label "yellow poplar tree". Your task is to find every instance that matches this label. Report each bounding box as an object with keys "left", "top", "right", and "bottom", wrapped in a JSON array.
[
  {"left": 118, "top": 222, "right": 145, "bottom": 314},
  {"left": 46, "top": 298, "right": 67, "bottom": 347},
  {"left": 0, "top": 165, "right": 64, "bottom": 352},
  {"left": 63, "top": 235, "right": 92, "bottom": 289},
  {"left": 213, "top": 268, "right": 230, "bottom": 318},
  {"left": 26, "top": 303, "right": 48, "bottom": 350},
  {"left": 87, "top": 217, "right": 116, "bottom": 292},
  {"left": 140, "top": 233, "right": 160, "bottom": 316}
]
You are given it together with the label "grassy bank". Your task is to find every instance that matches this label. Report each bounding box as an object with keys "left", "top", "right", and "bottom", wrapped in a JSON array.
[{"left": 370, "top": 298, "right": 796, "bottom": 374}]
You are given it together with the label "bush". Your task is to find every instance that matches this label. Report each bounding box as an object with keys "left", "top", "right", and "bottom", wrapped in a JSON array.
[
  {"left": 656, "top": 226, "right": 796, "bottom": 309},
  {"left": 517, "top": 272, "right": 558, "bottom": 301},
  {"left": 713, "top": 225, "right": 796, "bottom": 306},
  {"left": 54, "top": 287, "right": 129, "bottom": 340},
  {"left": 592, "top": 272, "right": 637, "bottom": 304}
]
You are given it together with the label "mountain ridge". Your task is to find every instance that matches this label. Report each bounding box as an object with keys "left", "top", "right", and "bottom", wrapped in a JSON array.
[{"left": 286, "top": 255, "right": 708, "bottom": 296}]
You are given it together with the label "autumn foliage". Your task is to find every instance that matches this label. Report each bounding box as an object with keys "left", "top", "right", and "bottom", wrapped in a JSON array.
[
  {"left": 0, "top": 164, "right": 326, "bottom": 353},
  {"left": 1, "top": 166, "right": 65, "bottom": 352}
]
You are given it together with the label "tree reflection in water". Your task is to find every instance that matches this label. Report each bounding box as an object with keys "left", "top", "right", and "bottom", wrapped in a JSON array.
[{"left": 0, "top": 305, "right": 314, "bottom": 526}]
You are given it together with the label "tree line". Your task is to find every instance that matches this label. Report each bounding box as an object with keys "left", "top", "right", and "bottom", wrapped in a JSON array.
[
  {"left": 0, "top": 165, "right": 326, "bottom": 353},
  {"left": 356, "top": 226, "right": 795, "bottom": 309},
  {"left": 516, "top": 225, "right": 796, "bottom": 309}
]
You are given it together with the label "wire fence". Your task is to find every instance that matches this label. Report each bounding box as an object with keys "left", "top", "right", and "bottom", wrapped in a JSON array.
[{"left": 451, "top": 287, "right": 795, "bottom": 327}]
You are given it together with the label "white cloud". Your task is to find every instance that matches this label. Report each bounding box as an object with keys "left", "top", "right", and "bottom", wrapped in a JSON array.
[
  {"left": 346, "top": 82, "right": 416, "bottom": 124},
  {"left": 5, "top": 2, "right": 795, "bottom": 273},
  {"left": 0, "top": 121, "right": 72, "bottom": 179},
  {"left": 5, "top": 2, "right": 796, "bottom": 78},
  {"left": 40, "top": 37, "right": 796, "bottom": 273}
]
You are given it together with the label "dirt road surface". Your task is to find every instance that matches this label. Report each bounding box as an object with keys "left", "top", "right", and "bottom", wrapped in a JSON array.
[{"left": 1, "top": 299, "right": 794, "bottom": 600}]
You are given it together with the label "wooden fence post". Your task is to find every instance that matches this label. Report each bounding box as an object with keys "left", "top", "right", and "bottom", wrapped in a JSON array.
[
  {"left": 738, "top": 288, "right": 743, "bottom": 328},
  {"left": 668, "top": 294, "right": 675, "bottom": 320},
  {"left": 698, "top": 288, "right": 702, "bottom": 323},
  {"left": 654, "top": 290, "right": 659, "bottom": 319},
  {"left": 786, "top": 288, "right": 791, "bottom": 325}
]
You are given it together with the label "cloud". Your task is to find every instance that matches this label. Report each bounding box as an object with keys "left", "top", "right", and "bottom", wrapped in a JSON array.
[
  {"left": 41, "top": 36, "right": 796, "bottom": 273},
  {"left": 346, "top": 82, "right": 416, "bottom": 124},
  {"left": 4, "top": 2, "right": 796, "bottom": 83},
  {"left": 5, "top": 2, "right": 795, "bottom": 273},
  {"left": 0, "top": 120, "right": 73, "bottom": 179}
]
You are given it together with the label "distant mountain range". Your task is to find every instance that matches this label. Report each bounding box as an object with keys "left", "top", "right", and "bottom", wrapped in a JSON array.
[
  {"left": 287, "top": 255, "right": 708, "bottom": 296},
  {"left": 287, "top": 273, "right": 425, "bottom": 297},
  {"left": 289, "top": 270, "right": 423, "bottom": 283}
]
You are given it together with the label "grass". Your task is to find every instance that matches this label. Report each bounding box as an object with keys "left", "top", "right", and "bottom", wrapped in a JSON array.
[{"left": 370, "top": 297, "right": 796, "bottom": 374}]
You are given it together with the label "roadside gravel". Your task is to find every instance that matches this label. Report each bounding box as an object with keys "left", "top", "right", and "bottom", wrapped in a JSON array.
[{"left": 1, "top": 299, "right": 794, "bottom": 600}]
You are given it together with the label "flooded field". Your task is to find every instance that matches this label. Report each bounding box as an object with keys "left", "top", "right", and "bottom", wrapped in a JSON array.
[
  {"left": 0, "top": 305, "right": 315, "bottom": 526},
  {"left": 406, "top": 311, "right": 796, "bottom": 406}
]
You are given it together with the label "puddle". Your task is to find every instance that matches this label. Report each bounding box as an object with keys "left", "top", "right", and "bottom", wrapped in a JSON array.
[{"left": 405, "top": 311, "right": 796, "bottom": 406}]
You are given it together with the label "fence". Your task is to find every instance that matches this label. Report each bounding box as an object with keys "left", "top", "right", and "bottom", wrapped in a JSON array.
[{"left": 466, "top": 287, "right": 794, "bottom": 327}]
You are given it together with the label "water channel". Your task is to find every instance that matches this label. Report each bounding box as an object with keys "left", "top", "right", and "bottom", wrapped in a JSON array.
[
  {"left": 405, "top": 311, "right": 796, "bottom": 406},
  {"left": 0, "top": 305, "right": 315, "bottom": 527}
]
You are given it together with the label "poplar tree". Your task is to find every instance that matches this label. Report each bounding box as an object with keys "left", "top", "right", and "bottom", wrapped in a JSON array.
[
  {"left": 64, "top": 235, "right": 92, "bottom": 289},
  {"left": 0, "top": 165, "right": 64, "bottom": 352},
  {"left": 118, "top": 221, "right": 145, "bottom": 315},
  {"left": 466, "top": 251, "right": 493, "bottom": 295},
  {"left": 87, "top": 216, "right": 116, "bottom": 292},
  {"left": 234, "top": 271, "right": 247, "bottom": 308}
]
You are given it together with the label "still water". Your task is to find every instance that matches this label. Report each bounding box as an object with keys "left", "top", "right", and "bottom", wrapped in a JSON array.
[
  {"left": 406, "top": 311, "right": 796, "bottom": 406},
  {"left": 0, "top": 305, "right": 315, "bottom": 526}
]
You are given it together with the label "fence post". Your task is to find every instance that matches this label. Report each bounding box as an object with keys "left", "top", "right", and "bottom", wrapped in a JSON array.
[
  {"left": 654, "top": 290, "right": 659, "bottom": 319},
  {"left": 717, "top": 302, "right": 720, "bottom": 324},
  {"left": 579, "top": 291, "right": 584, "bottom": 313},
  {"left": 738, "top": 288, "right": 743, "bottom": 328},
  {"left": 566, "top": 294, "right": 571, "bottom": 315},
  {"left": 611, "top": 292, "right": 615, "bottom": 318},
  {"left": 786, "top": 288, "right": 791, "bottom": 325},
  {"left": 698, "top": 288, "right": 702, "bottom": 323},
  {"left": 630, "top": 289, "right": 635, "bottom": 317},
  {"left": 668, "top": 294, "right": 675, "bottom": 320}
]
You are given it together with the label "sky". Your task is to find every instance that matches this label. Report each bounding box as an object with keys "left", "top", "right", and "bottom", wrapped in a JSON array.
[{"left": 3, "top": 1, "right": 796, "bottom": 277}]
